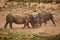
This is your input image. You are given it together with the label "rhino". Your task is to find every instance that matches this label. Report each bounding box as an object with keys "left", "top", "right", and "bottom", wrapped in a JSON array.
[
  {"left": 4, "top": 13, "right": 35, "bottom": 29},
  {"left": 33, "top": 11, "right": 56, "bottom": 28}
]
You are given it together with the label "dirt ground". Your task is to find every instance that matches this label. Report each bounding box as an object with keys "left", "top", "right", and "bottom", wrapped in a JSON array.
[{"left": 0, "top": 3, "right": 60, "bottom": 36}]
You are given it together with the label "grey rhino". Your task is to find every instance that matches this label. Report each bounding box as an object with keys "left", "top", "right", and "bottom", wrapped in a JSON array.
[
  {"left": 4, "top": 13, "right": 35, "bottom": 29},
  {"left": 33, "top": 11, "right": 56, "bottom": 28}
]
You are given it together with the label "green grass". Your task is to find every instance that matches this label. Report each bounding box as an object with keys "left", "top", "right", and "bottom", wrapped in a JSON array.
[
  {"left": 0, "top": 29, "right": 60, "bottom": 40},
  {"left": 0, "top": 29, "right": 45, "bottom": 40}
]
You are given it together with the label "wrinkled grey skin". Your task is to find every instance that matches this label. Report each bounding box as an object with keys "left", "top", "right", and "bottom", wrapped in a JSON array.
[
  {"left": 33, "top": 11, "right": 56, "bottom": 28},
  {"left": 4, "top": 13, "right": 34, "bottom": 29}
]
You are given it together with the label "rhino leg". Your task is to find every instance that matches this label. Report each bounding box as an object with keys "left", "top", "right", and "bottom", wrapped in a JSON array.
[
  {"left": 9, "top": 22, "right": 13, "bottom": 28},
  {"left": 30, "top": 21, "right": 35, "bottom": 28},
  {"left": 44, "top": 22, "right": 47, "bottom": 25},
  {"left": 39, "top": 21, "right": 43, "bottom": 27},
  {"left": 4, "top": 22, "right": 8, "bottom": 29},
  {"left": 22, "top": 23, "right": 27, "bottom": 29},
  {"left": 27, "top": 23, "right": 30, "bottom": 28},
  {"left": 22, "top": 23, "right": 30, "bottom": 29},
  {"left": 50, "top": 18, "right": 56, "bottom": 26}
]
